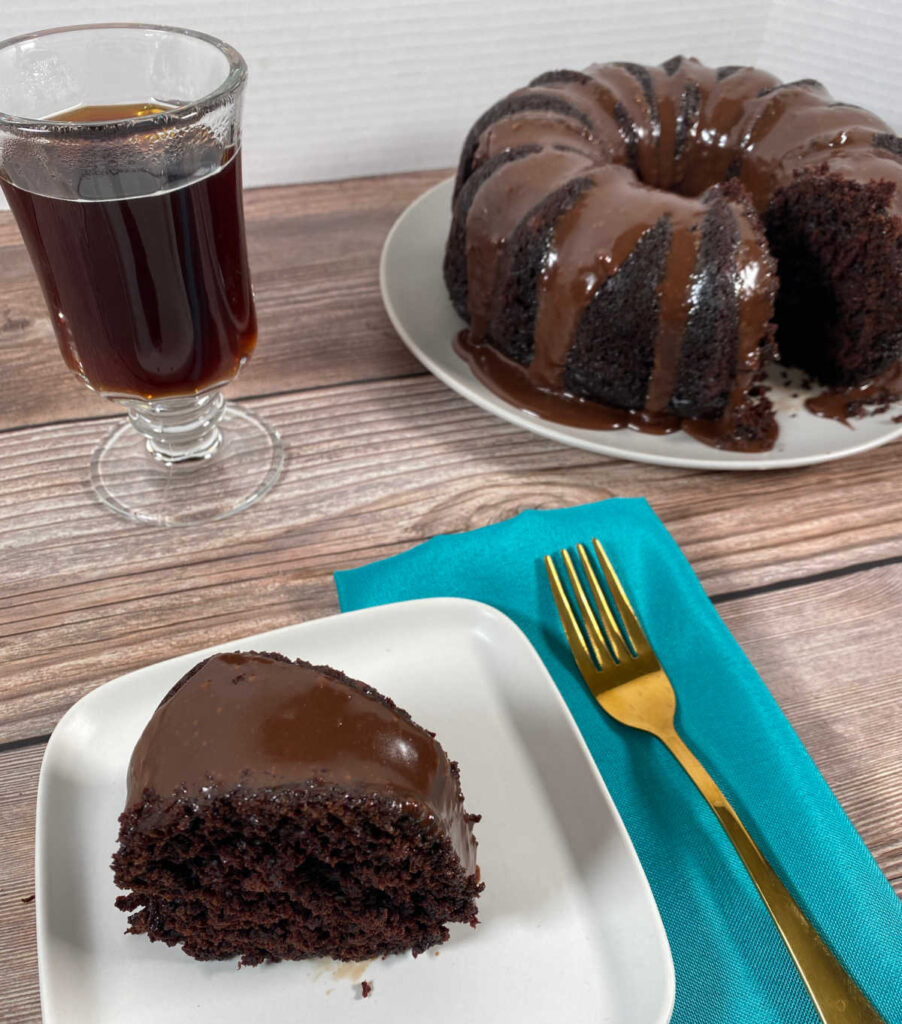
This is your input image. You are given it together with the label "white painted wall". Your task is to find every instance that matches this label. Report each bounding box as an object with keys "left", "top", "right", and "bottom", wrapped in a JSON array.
[
  {"left": 0, "top": 0, "right": 899, "bottom": 195},
  {"left": 759, "top": 0, "right": 902, "bottom": 130}
]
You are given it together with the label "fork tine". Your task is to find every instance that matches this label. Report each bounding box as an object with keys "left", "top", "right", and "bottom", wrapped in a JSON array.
[
  {"left": 591, "top": 539, "right": 650, "bottom": 657},
  {"left": 544, "top": 556, "right": 600, "bottom": 680},
  {"left": 576, "top": 543, "right": 630, "bottom": 662},
  {"left": 559, "top": 549, "right": 617, "bottom": 671}
]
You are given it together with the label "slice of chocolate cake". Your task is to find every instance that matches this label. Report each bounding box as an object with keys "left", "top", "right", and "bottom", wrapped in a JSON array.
[{"left": 112, "top": 652, "right": 483, "bottom": 965}]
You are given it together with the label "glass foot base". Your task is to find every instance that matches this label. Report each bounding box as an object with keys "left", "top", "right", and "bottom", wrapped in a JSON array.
[{"left": 90, "top": 402, "right": 284, "bottom": 526}]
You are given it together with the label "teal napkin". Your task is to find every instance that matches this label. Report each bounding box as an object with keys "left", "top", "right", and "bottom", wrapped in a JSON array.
[{"left": 335, "top": 497, "right": 901, "bottom": 1023}]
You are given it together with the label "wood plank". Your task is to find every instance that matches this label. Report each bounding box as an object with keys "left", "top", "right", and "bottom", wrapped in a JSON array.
[
  {"left": 2, "top": 563, "right": 899, "bottom": 1023},
  {"left": 1, "top": 378, "right": 900, "bottom": 740},
  {"left": 0, "top": 170, "right": 447, "bottom": 431},
  {"left": 0, "top": 744, "right": 40, "bottom": 1024}
]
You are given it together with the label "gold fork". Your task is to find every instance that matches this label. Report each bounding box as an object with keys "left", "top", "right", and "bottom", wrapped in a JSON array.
[{"left": 545, "top": 539, "right": 885, "bottom": 1024}]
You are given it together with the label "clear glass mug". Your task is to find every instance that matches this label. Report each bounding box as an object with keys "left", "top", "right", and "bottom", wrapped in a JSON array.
[{"left": 0, "top": 24, "right": 283, "bottom": 525}]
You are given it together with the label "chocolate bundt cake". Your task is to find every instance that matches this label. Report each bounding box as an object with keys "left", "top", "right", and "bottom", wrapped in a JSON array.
[
  {"left": 112, "top": 652, "right": 483, "bottom": 965},
  {"left": 445, "top": 57, "right": 902, "bottom": 449}
]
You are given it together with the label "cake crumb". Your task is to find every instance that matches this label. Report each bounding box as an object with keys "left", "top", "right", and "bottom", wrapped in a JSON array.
[{"left": 361, "top": 980, "right": 372, "bottom": 999}]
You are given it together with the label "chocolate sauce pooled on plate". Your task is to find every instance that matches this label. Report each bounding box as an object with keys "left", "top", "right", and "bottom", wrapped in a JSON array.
[
  {"left": 455, "top": 331, "right": 776, "bottom": 450},
  {"left": 805, "top": 363, "right": 902, "bottom": 425},
  {"left": 455, "top": 330, "right": 680, "bottom": 433}
]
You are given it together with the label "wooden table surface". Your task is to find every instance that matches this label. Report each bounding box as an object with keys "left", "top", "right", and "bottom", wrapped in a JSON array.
[{"left": 1, "top": 168, "right": 900, "bottom": 1021}]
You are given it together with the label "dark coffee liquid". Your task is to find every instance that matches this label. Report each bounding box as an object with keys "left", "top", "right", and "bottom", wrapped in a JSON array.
[{"left": 1, "top": 103, "right": 256, "bottom": 399}]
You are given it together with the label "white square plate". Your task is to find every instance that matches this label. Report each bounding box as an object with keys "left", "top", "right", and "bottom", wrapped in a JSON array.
[{"left": 37, "top": 597, "right": 674, "bottom": 1023}]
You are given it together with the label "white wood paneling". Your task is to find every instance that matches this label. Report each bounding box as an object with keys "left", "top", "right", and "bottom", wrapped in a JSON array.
[
  {"left": 0, "top": 0, "right": 898, "bottom": 197},
  {"left": 760, "top": 0, "right": 902, "bottom": 129}
]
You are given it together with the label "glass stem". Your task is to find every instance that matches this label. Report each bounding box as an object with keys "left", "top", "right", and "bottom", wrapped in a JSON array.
[{"left": 122, "top": 390, "right": 226, "bottom": 465}]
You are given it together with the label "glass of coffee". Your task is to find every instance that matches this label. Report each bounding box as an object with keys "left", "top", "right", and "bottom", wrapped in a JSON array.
[{"left": 0, "top": 24, "right": 283, "bottom": 525}]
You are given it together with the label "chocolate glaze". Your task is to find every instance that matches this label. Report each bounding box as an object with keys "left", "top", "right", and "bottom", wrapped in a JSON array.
[
  {"left": 457, "top": 329, "right": 777, "bottom": 451},
  {"left": 805, "top": 362, "right": 902, "bottom": 424},
  {"left": 474, "top": 111, "right": 598, "bottom": 167},
  {"left": 126, "top": 652, "right": 478, "bottom": 875},
  {"left": 645, "top": 204, "right": 699, "bottom": 413},
  {"left": 456, "top": 331, "right": 680, "bottom": 433},
  {"left": 529, "top": 165, "right": 685, "bottom": 390},
  {"left": 450, "top": 57, "right": 902, "bottom": 449},
  {"left": 465, "top": 148, "right": 595, "bottom": 346},
  {"left": 704, "top": 190, "right": 779, "bottom": 447}
]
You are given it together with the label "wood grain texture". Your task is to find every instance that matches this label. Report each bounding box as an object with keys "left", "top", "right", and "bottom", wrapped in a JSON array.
[
  {"left": 3, "top": 565, "right": 899, "bottom": 1024},
  {"left": 1, "top": 171, "right": 901, "bottom": 1022},
  {"left": 0, "top": 744, "right": 40, "bottom": 1024},
  {"left": 2, "top": 377, "right": 901, "bottom": 741},
  {"left": 0, "top": 170, "right": 445, "bottom": 431}
]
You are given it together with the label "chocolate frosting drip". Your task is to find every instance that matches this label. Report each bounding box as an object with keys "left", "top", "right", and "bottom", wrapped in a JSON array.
[
  {"left": 645, "top": 210, "right": 700, "bottom": 413},
  {"left": 584, "top": 63, "right": 664, "bottom": 185},
  {"left": 474, "top": 110, "right": 598, "bottom": 168},
  {"left": 455, "top": 87, "right": 597, "bottom": 196},
  {"left": 126, "top": 652, "right": 478, "bottom": 876},
  {"left": 465, "top": 148, "right": 595, "bottom": 344},
  {"left": 530, "top": 166, "right": 668, "bottom": 388},
  {"left": 730, "top": 199, "right": 779, "bottom": 385}
]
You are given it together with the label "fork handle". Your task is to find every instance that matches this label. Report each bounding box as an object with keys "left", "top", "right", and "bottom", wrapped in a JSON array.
[{"left": 658, "top": 726, "right": 886, "bottom": 1024}]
